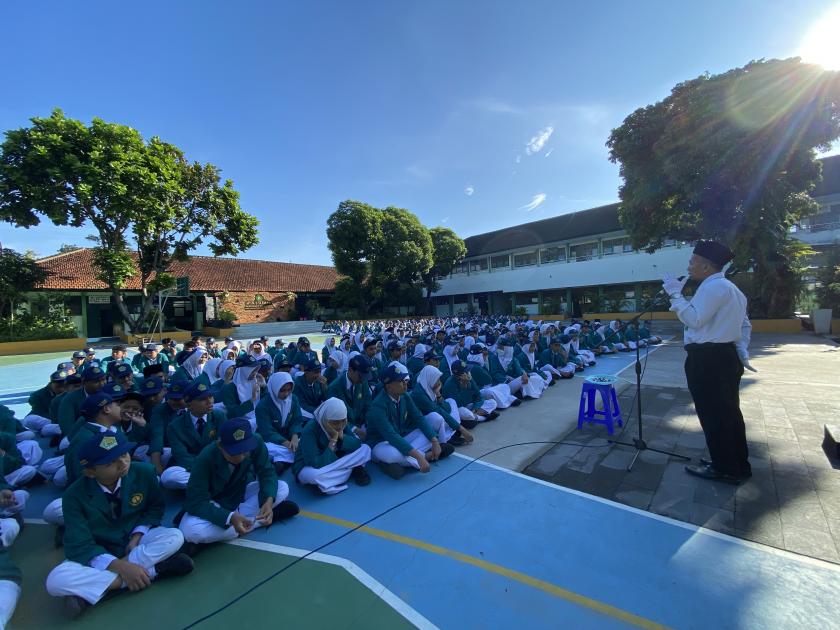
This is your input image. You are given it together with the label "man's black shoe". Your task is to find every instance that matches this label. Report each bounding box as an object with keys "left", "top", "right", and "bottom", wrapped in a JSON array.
[
  {"left": 448, "top": 434, "right": 466, "bottom": 447},
  {"left": 698, "top": 458, "right": 752, "bottom": 479},
  {"left": 685, "top": 463, "right": 744, "bottom": 485},
  {"left": 438, "top": 443, "right": 455, "bottom": 459},
  {"left": 274, "top": 461, "right": 289, "bottom": 476},
  {"left": 486, "top": 411, "right": 500, "bottom": 421},
  {"left": 350, "top": 465, "right": 371, "bottom": 486},
  {"left": 461, "top": 419, "right": 479, "bottom": 429},
  {"left": 27, "top": 473, "right": 47, "bottom": 487},
  {"left": 155, "top": 552, "right": 194, "bottom": 579},
  {"left": 380, "top": 462, "right": 405, "bottom": 480},
  {"left": 510, "top": 398, "right": 522, "bottom": 407},
  {"left": 64, "top": 595, "right": 89, "bottom": 620},
  {"left": 548, "top": 379, "right": 556, "bottom": 386},
  {"left": 272, "top": 500, "right": 300, "bottom": 521},
  {"left": 180, "top": 541, "right": 206, "bottom": 557}
]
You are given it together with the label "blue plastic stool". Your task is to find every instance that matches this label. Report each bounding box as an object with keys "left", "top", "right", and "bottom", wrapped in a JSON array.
[{"left": 577, "top": 379, "right": 623, "bottom": 435}]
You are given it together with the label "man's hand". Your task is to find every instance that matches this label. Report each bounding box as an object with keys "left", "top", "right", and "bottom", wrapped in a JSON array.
[
  {"left": 428, "top": 438, "right": 442, "bottom": 462},
  {"left": 110, "top": 559, "right": 151, "bottom": 592},
  {"left": 289, "top": 434, "right": 300, "bottom": 452},
  {"left": 353, "top": 426, "right": 367, "bottom": 441},
  {"left": 411, "top": 450, "right": 431, "bottom": 473},
  {"left": 124, "top": 532, "right": 144, "bottom": 555},
  {"left": 662, "top": 273, "right": 688, "bottom": 298},
  {"left": 256, "top": 498, "right": 274, "bottom": 526},
  {"left": 230, "top": 512, "right": 254, "bottom": 535},
  {"left": 252, "top": 381, "right": 261, "bottom": 402},
  {"left": 521, "top": 373, "right": 529, "bottom": 384},
  {"left": 0, "top": 489, "right": 15, "bottom": 508},
  {"left": 738, "top": 352, "right": 758, "bottom": 372}
]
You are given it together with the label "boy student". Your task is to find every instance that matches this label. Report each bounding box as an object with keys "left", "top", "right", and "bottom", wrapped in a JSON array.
[
  {"left": 0, "top": 478, "right": 23, "bottom": 628},
  {"left": 24, "top": 370, "right": 66, "bottom": 438},
  {"left": 45, "top": 432, "right": 193, "bottom": 618},
  {"left": 293, "top": 359, "right": 328, "bottom": 418},
  {"left": 58, "top": 365, "right": 107, "bottom": 441},
  {"left": 325, "top": 355, "right": 373, "bottom": 437},
  {"left": 179, "top": 418, "right": 299, "bottom": 545},
  {"left": 100, "top": 344, "right": 127, "bottom": 371}
]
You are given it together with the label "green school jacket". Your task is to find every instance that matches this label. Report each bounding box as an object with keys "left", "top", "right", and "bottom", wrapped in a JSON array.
[
  {"left": 28, "top": 384, "right": 56, "bottom": 418},
  {"left": 441, "top": 375, "right": 483, "bottom": 411},
  {"left": 221, "top": 382, "right": 257, "bottom": 418},
  {"left": 293, "top": 375, "right": 328, "bottom": 414},
  {"left": 57, "top": 388, "right": 87, "bottom": 438},
  {"left": 292, "top": 420, "right": 363, "bottom": 476},
  {"left": 166, "top": 409, "right": 227, "bottom": 471},
  {"left": 467, "top": 362, "right": 494, "bottom": 388},
  {"left": 326, "top": 372, "right": 371, "bottom": 427},
  {"left": 255, "top": 394, "right": 304, "bottom": 445},
  {"left": 148, "top": 401, "right": 181, "bottom": 455},
  {"left": 410, "top": 387, "right": 460, "bottom": 431},
  {"left": 538, "top": 348, "right": 568, "bottom": 369},
  {"left": 365, "top": 390, "right": 435, "bottom": 456},
  {"left": 62, "top": 462, "right": 164, "bottom": 566},
  {"left": 49, "top": 391, "right": 67, "bottom": 423},
  {"left": 184, "top": 438, "right": 276, "bottom": 529}
]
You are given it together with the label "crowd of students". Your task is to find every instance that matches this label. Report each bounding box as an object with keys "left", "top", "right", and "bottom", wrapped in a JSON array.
[{"left": 0, "top": 315, "right": 661, "bottom": 623}]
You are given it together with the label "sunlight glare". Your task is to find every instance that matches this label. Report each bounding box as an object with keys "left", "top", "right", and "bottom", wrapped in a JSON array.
[{"left": 799, "top": 4, "right": 840, "bottom": 71}]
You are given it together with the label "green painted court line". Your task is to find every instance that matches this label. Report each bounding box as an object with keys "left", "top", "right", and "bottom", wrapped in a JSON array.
[{"left": 9, "top": 525, "right": 415, "bottom": 630}]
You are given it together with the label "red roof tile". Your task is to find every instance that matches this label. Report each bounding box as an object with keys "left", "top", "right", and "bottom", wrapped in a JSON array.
[{"left": 35, "top": 248, "right": 338, "bottom": 293}]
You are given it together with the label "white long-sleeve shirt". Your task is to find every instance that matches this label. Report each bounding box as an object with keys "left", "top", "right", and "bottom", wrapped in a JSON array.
[{"left": 669, "top": 272, "right": 751, "bottom": 358}]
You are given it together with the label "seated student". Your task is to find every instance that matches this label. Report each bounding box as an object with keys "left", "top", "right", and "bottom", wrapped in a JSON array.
[
  {"left": 247, "top": 340, "right": 271, "bottom": 363},
  {"left": 179, "top": 418, "right": 299, "bottom": 545},
  {"left": 204, "top": 359, "right": 235, "bottom": 399},
  {"left": 134, "top": 343, "right": 170, "bottom": 375},
  {"left": 255, "top": 372, "right": 304, "bottom": 475},
  {"left": 589, "top": 323, "right": 618, "bottom": 354},
  {"left": 58, "top": 365, "right": 108, "bottom": 442},
  {"left": 170, "top": 347, "right": 208, "bottom": 383},
  {"left": 537, "top": 338, "right": 577, "bottom": 380},
  {"left": 566, "top": 327, "right": 597, "bottom": 365},
  {"left": 361, "top": 339, "right": 384, "bottom": 383},
  {"left": 204, "top": 337, "right": 220, "bottom": 359},
  {"left": 160, "top": 380, "right": 226, "bottom": 490},
  {"left": 23, "top": 370, "right": 66, "bottom": 438},
  {"left": 221, "top": 356, "right": 262, "bottom": 431},
  {"left": 320, "top": 337, "right": 336, "bottom": 365},
  {"left": 577, "top": 322, "right": 602, "bottom": 356},
  {"left": 366, "top": 365, "right": 454, "bottom": 480},
  {"left": 294, "top": 359, "right": 328, "bottom": 420},
  {"left": 491, "top": 339, "right": 543, "bottom": 399},
  {"left": 221, "top": 341, "right": 242, "bottom": 362},
  {"left": 100, "top": 344, "right": 128, "bottom": 372},
  {"left": 147, "top": 381, "right": 187, "bottom": 477},
  {"left": 604, "top": 320, "right": 631, "bottom": 352},
  {"left": 556, "top": 334, "right": 585, "bottom": 371},
  {"left": 45, "top": 433, "right": 193, "bottom": 618},
  {"left": 412, "top": 365, "right": 473, "bottom": 446},
  {"left": 464, "top": 345, "right": 519, "bottom": 408},
  {"left": 0, "top": 407, "right": 42, "bottom": 487},
  {"left": 288, "top": 337, "right": 317, "bottom": 374},
  {"left": 268, "top": 338, "right": 285, "bottom": 361},
  {"left": 271, "top": 341, "right": 289, "bottom": 371},
  {"left": 441, "top": 360, "right": 500, "bottom": 423},
  {"left": 111, "top": 387, "right": 162, "bottom": 466},
  {"left": 638, "top": 322, "right": 662, "bottom": 345},
  {"left": 139, "top": 376, "right": 166, "bottom": 417},
  {"left": 161, "top": 339, "right": 179, "bottom": 365},
  {"left": 70, "top": 350, "right": 87, "bottom": 371},
  {"left": 322, "top": 350, "right": 346, "bottom": 385},
  {"left": 406, "top": 343, "right": 427, "bottom": 383},
  {"left": 109, "top": 363, "right": 138, "bottom": 392},
  {"left": 0, "top": 480, "right": 23, "bottom": 628},
  {"left": 294, "top": 398, "right": 372, "bottom": 495},
  {"left": 326, "top": 355, "right": 372, "bottom": 439},
  {"left": 517, "top": 336, "right": 553, "bottom": 391}
]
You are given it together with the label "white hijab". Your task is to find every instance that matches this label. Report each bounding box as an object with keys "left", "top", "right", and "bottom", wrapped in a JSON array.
[
  {"left": 233, "top": 363, "right": 260, "bottom": 406},
  {"left": 444, "top": 343, "right": 460, "bottom": 369},
  {"left": 329, "top": 348, "right": 349, "bottom": 373},
  {"left": 216, "top": 359, "right": 235, "bottom": 384},
  {"left": 183, "top": 347, "right": 206, "bottom": 379},
  {"left": 520, "top": 342, "right": 535, "bottom": 369},
  {"left": 314, "top": 397, "right": 347, "bottom": 438},
  {"left": 202, "top": 358, "right": 222, "bottom": 383},
  {"left": 412, "top": 343, "right": 427, "bottom": 360},
  {"left": 467, "top": 352, "right": 487, "bottom": 369},
  {"left": 496, "top": 345, "right": 514, "bottom": 371},
  {"left": 353, "top": 332, "right": 364, "bottom": 350},
  {"left": 417, "top": 365, "right": 442, "bottom": 401},
  {"left": 267, "top": 371, "right": 294, "bottom": 425}
]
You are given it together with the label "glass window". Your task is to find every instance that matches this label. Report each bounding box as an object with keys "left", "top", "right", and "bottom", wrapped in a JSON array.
[
  {"left": 569, "top": 242, "right": 599, "bottom": 261},
  {"left": 491, "top": 254, "right": 510, "bottom": 269},
  {"left": 602, "top": 238, "right": 631, "bottom": 256},
  {"left": 469, "top": 258, "right": 488, "bottom": 272},
  {"left": 513, "top": 251, "right": 537, "bottom": 267},
  {"left": 540, "top": 246, "right": 566, "bottom": 264}
]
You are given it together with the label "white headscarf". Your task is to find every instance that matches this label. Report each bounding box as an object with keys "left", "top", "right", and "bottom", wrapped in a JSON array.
[
  {"left": 444, "top": 343, "right": 460, "bottom": 369},
  {"left": 267, "top": 372, "right": 294, "bottom": 425},
  {"left": 216, "top": 359, "right": 235, "bottom": 384},
  {"left": 412, "top": 343, "right": 427, "bottom": 360},
  {"left": 417, "top": 365, "right": 442, "bottom": 401},
  {"left": 328, "top": 348, "right": 349, "bottom": 373},
  {"left": 339, "top": 337, "right": 351, "bottom": 353},
  {"left": 203, "top": 358, "right": 222, "bottom": 383},
  {"left": 249, "top": 342, "right": 270, "bottom": 362},
  {"left": 183, "top": 347, "right": 206, "bottom": 379},
  {"left": 496, "top": 345, "right": 514, "bottom": 370},
  {"left": 353, "top": 332, "right": 364, "bottom": 350},
  {"left": 233, "top": 363, "right": 260, "bottom": 407},
  {"left": 314, "top": 397, "right": 347, "bottom": 438},
  {"left": 463, "top": 336, "right": 475, "bottom": 350}
]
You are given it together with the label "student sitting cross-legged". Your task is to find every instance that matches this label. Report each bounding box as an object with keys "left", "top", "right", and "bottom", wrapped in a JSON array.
[
  {"left": 412, "top": 365, "right": 474, "bottom": 447},
  {"left": 366, "top": 364, "right": 454, "bottom": 480},
  {"left": 294, "top": 398, "right": 372, "bottom": 495},
  {"left": 255, "top": 372, "right": 305, "bottom": 475},
  {"left": 45, "top": 432, "right": 193, "bottom": 619},
  {"left": 179, "top": 418, "right": 299, "bottom": 545}
]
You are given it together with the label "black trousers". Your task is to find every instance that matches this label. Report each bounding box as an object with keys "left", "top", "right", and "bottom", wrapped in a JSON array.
[{"left": 684, "top": 343, "right": 750, "bottom": 477}]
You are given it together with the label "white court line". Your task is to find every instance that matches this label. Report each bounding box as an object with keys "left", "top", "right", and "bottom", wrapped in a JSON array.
[{"left": 228, "top": 538, "right": 438, "bottom": 630}]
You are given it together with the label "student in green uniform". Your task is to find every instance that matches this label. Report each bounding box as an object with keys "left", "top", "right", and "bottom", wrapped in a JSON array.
[
  {"left": 289, "top": 337, "right": 317, "bottom": 373},
  {"left": 70, "top": 351, "right": 87, "bottom": 371},
  {"left": 139, "top": 376, "right": 166, "bottom": 418},
  {"left": 24, "top": 370, "right": 66, "bottom": 437},
  {"left": 320, "top": 337, "right": 336, "bottom": 365},
  {"left": 221, "top": 356, "right": 261, "bottom": 430},
  {"left": 268, "top": 338, "right": 285, "bottom": 361},
  {"left": 58, "top": 365, "right": 107, "bottom": 441},
  {"left": 160, "top": 380, "right": 226, "bottom": 490},
  {"left": 412, "top": 365, "right": 473, "bottom": 447},
  {"left": 255, "top": 372, "right": 304, "bottom": 475},
  {"left": 109, "top": 363, "right": 138, "bottom": 392},
  {"left": 147, "top": 381, "right": 187, "bottom": 477},
  {"left": 179, "top": 418, "right": 299, "bottom": 544},
  {"left": 442, "top": 360, "right": 500, "bottom": 424},
  {"left": 294, "top": 397, "right": 371, "bottom": 495},
  {"left": 537, "top": 338, "right": 577, "bottom": 380},
  {"left": 325, "top": 355, "right": 372, "bottom": 434},
  {"left": 464, "top": 345, "right": 520, "bottom": 408},
  {"left": 100, "top": 345, "right": 127, "bottom": 372},
  {"left": 366, "top": 365, "right": 454, "bottom": 480},
  {"left": 294, "top": 359, "right": 328, "bottom": 419},
  {"left": 46, "top": 432, "right": 193, "bottom": 618},
  {"left": 638, "top": 322, "right": 662, "bottom": 345},
  {"left": 0, "top": 479, "right": 23, "bottom": 628},
  {"left": 170, "top": 347, "right": 208, "bottom": 383}
]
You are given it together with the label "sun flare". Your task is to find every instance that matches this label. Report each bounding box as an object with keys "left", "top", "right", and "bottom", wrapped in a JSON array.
[{"left": 799, "top": 4, "right": 840, "bottom": 71}]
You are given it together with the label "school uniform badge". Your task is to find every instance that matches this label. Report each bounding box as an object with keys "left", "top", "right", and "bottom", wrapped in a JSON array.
[
  {"left": 100, "top": 435, "right": 118, "bottom": 449},
  {"left": 129, "top": 493, "right": 144, "bottom": 507}
]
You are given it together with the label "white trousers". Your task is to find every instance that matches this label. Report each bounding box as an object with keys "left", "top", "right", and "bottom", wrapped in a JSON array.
[
  {"left": 17, "top": 440, "right": 42, "bottom": 466},
  {"left": 507, "top": 376, "right": 523, "bottom": 395},
  {"left": 424, "top": 404, "right": 458, "bottom": 442},
  {"left": 300, "top": 409, "right": 314, "bottom": 420},
  {"left": 577, "top": 349, "right": 597, "bottom": 364},
  {"left": 46, "top": 527, "right": 185, "bottom": 605},
  {"left": 542, "top": 363, "right": 575, "bottom": 379},
  {"left": 372, "top": 427, "right": 440, "bottom": 469},
  {"left": 266, "top": 442, "right": 295, "bottom": 464},
  {"left": 614, "top": 342, "right": 628, "bottom": 351},
  {"left": 480, "top": 384, "right": 516, "bottom": 408},
  {"left": 4, "top": 466, "right": 36, "bottom": 488},
  {"left": 0, "top": 519, "right": 19, "bottom": 550},
  {"left": 179, "top": 480, "right": 289, "bottom": 543},
  {"left": 450, "top": 397, "right": 497, "bottom": 422},
  {"left": 133, "top": 446, "right": 171, "bottom": 467},
  {"left": 0, "top": 581, "right": 20, "bottom": 630},
  {"left": 518, "top": 373, "right": 547, "bottom": 398},
  {"left": 43, "top": 498, "right": 64, "bottom": 526},
  {"left": 23, "top": 414, "right": 61, "bottom": 436},
  {"left": 16, "top": 431, "right": 36, "bottom": 443},
  {"left": 160, "top": 466, "right": 190, "bottom": 490},
  {"left": 0, "top": 492, "right": 27, "bottom": 520},
  {"left": 297, "top": 444, "right": 371, "bottom": 495}
]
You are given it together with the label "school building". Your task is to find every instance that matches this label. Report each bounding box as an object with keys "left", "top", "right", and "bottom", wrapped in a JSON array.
[
  {"left": 31, "top": 248, "right": 338, "bottom": 338},
  {"left": 431, "top": 155, "right": 840, "bottom": 317}
]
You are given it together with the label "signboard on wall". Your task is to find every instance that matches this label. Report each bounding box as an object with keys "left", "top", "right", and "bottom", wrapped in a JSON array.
[
  {"left": 88, "top": 295, "right": 111, "bottom": 304},
  {"left": 244, "top": 294, "right": 274, "bottom": 310}
]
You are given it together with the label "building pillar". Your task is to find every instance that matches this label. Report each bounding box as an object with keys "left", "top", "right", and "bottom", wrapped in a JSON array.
[
  {"left": 537, "top": 290, "right": 543, "bottom": 315},
  {"left": 448, "top": 295, "right": 455, "bottom": 316},
  {"left": 80, "top": 293, "right": 89, "bottom": 339}
]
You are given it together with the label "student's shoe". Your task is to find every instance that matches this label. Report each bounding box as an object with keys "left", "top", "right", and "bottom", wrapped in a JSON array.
[
  {"left": 575, "top": 365, "right": 584, "bottom": 372},
  {"left": 64, "top": 595, "right": 89, "bottom": 620},
  {"left": 350, "top": 465, "right": 371, "bottom": 486},
  {"left": 698, "top": 458, "right": 751, "bottom": 479},
  {"left": 272, "top": 500, "right": 300, "bottom": 521},
  {"left": 54, "top": 525, "right": 65, "bottom": 548},
  {"left": 589, "top": 361, "right": 596, "bottom": 367},
  {"left": 310, "top": 485, "right": 329, "bottom": 496},
  {"left": 379, "top": 462, "right": 406, "bottom": 480},
  {"left": 487, "top": 411, "right": 500, "bottom": 421},
  {"left": 438, "top": 443, "right": 455, "bottom": 459},
  {"left": 27, "top": 473, "right": 47, "bottom": 487},
  {"left": 180, "top": 542, "right": 206, "bottom": 557},
  {"left": 461, "top": 419, "right": 479, "bottom": 429},
  {"left": 510, "top": 398, "right": 522, "bottom": 407},
  {"left": 273, "top": 461, "right": 289, "bottom": 476},
  {"left": 172, "top": 509, "right": 186, "bottom": 527},
  {"left": 548, "top": 379, "right": 556, "bottom": 386},
  {"left": 684, "top": 463, "right": 744, "bottom": 485},
  {"left": 513, "top": 390, "right": 524, "bottom": 400},
  {"left": 448, "top": 434, "right": 466, "bottom": 447},
  {"left": 155, "top": 552, "right": 194, "bottom": 579}
]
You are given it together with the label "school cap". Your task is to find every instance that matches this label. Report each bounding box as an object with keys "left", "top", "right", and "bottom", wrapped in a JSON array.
[
  {"left": 423, "top": 348, "right": 443, "bottom": 361},
  {"left": 236, "top": 355, "right": 258, "bottom": 368},
  {"left": 382, "top": 364, "right": 410, "bottom": 384},
  {"left": 110, "top": 363, "right": 133, "bottom": 379},
  {"left": 72, "top": 350, "right": 87, "bottom": 359},
  {"left": 184, "top": 379, "right": 213, "bottom": 402},
  {"left": 84, "top": 347, "right": 96, "bottom": 355},
  {"left": 57, "top": 361, "right": 74, "bottom": 371},
  {"left": 144, "top": 343, "right": 159, "bottom": 352},
  {"left": 65, "top": 374, "right": 82, "bottom": 385},
  {"left": 298, "top": 337, "right": 310, "bottom": 345},
  {"left": 224, "top": 336, "right": 234, "bottom": 343},
  {"left": 348, "top": 355, "right": 370, "bottom": 373},
  {"left": 274, "top": 338, "right": 284, "bottom": 345},
  {"left": 78, "top": 432, "right": 135, "bottom": 468},
  {"left": 469, "top": 344, "right": 485, "bottom": 355},
  {"left": 81, "top": 392, "right": 115, "bottom": 420},
  {"left": 219, "top": 418, "right": 257, "bottom": 455},
  {"left": 451, "top": 360, "right": 469, "bottom": 376},
  {"left": 50, "top": 370, "right": 68, "bottom": 383},
  {"left": 165, "top": 380, "right": 188, "bottom": 400},
  {"left": 102, "top": 382, "right": 128, "bottom": 401},
  {"left": 141, "top": 376, "right": 165, "bottom": 397},
  {"left": 259, "top": 336, "right": 269, "bottom": 343},
  {"left": 303, "top": 358, "right": 322, "bottom": 372},
  {"left": 386, "top": 341, "right": 401, "bottom": 353},
  {"left": 81, "top": 365, "right": 107, "bottom": 382},
  {"left": 142, "top": 363, "right": 165, "bottom": 379}
]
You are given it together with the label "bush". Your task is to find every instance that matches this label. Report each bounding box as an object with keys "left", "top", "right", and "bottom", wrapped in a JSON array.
[
  {"left": 207, "top": 308, "right": 237, "bottom": 328},
  {"left": 0, "top": 308, "right": 78, "bottom": 343}
]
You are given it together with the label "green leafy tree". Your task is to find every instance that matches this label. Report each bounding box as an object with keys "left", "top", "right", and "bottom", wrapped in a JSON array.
[
  {"left": 607, "top": 58, "right": 840, "bottom": 317},
  {"left": 0, "top": 247, "right": 47, "bottom": 318},
  {"left": 421, "top": 227, "right": 467, "bottom": 313},
  {"left": 815, "top": 243, "right": 840, "bottom": 313},
  {"left": 0, "top": 109, "right": 259, "bottom": 332}
]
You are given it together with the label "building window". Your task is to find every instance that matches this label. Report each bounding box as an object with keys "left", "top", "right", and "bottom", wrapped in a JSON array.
[
  {"left": 513, "top": 251, "right": 537, "bottom": 268},
  {"left": 569, "top": 242, "right": 599, "bottom": 261},
  {"left": 602, "top": 238, "right": 632, "bottom": 256},
  {"left": 491, "top": 254, "right": 510, "bottom": 270},
  {"left": 540, "top": 246, "right": 566, "bottom": 264},
  {"left": 469, "top": 258, "right": 488, "bottom": 273},
  {"left": 452, "top": 261, "right": 468, "bottom": 275}
]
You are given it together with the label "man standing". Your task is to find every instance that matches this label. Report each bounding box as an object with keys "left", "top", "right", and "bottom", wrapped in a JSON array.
[{"left": 662, "top": 240, "right": 754, "bottom": 485}]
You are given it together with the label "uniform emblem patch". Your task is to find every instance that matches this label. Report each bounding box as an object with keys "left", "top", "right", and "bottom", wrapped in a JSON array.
[
  {"left": 100, "top": 435, "right": 117, "bottom": 450},
  {"left": 233, "top": 429, "right": 245, "bottom": 441},
  {"left": 129, "top": 493, "right": 144, "bottom": 507}
]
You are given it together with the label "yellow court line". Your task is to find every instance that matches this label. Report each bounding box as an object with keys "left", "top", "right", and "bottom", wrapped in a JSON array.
[{"left": 300, "top": 510, "right": 670, "bottom": 630}]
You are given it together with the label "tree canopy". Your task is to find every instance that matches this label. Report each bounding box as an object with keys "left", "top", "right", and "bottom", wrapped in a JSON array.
[
  {"left": 0, "top": 247, "right": 47, "bottom": 318},
  {"left": 607, "top": 58, "right": 840, "bottom": 317},
  {"left": 421, "top": 227, "right": 468, "bottom": 308},
  {"left": 0, "top": 109, "right": 259, "bottom": 332},
  {"left": 326, "top": 200, "right": 459, "bottom": 315}
]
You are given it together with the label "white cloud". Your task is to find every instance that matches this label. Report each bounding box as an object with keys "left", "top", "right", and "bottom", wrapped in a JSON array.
[
  {"left": 441, "top": 216, "right": 450, "bottom": 224},
  {"left": 519, "top": 193, "right": 547, "bottom": 212},
  {"left": 464, "top": 185, "right": 475, "bottom": 196},
  {"left": 525, "top": 126, "right": 554, "bottom": 155},
  {"left": 544, "top": 148, "right": 554, "bottom": 158},
  {"left": 515, "top": 155, "right": 521, "bottom": 164}
]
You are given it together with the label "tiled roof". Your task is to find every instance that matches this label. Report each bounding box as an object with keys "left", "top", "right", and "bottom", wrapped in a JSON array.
[{"left": 35, "top": 248, "right": 338, "bottom": 293}]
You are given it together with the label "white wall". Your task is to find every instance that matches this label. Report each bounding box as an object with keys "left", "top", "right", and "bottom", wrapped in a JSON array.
[{"left": 432, "top": 247, "right": 691, "bottom": 297}]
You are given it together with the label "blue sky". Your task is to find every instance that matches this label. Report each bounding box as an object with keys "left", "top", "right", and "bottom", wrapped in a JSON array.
[{"left": 1, "top": 0, "right": 839, "bottom": 265}]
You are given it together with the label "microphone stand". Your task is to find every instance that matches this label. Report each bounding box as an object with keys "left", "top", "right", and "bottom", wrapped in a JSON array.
[{"left": 603, "top": 293, "right": 690, "bottom": 471}]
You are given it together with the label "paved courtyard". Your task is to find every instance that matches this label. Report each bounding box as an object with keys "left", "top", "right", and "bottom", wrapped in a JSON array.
[{"left": 526, "top": 333, "right": 840, "bottom": 563}]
